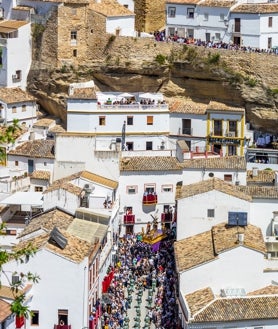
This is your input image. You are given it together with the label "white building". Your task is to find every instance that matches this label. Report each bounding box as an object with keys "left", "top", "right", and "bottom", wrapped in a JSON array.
[
  {"left": 2, "top": 226, "right": 96, "bottom": 329},
  {"left": 181, "top": 156, "right": 247, "bottom": 185},
  {"left": 0, "top": 87, "right": 37, "bottom": 126},
  {"left": 89, "top": 0, "right": 135, "bottom": 36},
  {"left": 169, "top": 99, "right": 246, "bottom": 157},
  {"left": 176, "top": 177, "right": 251, "bottom": 240},
  {"left": 229, "top": 3, "right": 278, "bottom": 49},
  {"left": 174, "top": 222, "right": 278, "bottom": 328},
  {"left": 165, "top": 0, "right": 278, "bottom": 48},
  {"left": 7, "top": 139, "right": 55, "bottom": 182},
  {"left": 0, "top": 20, "right": 32, "bottom": 90},
  {"left": 119, "top": 155, "right": 182, "bottom": 235}
]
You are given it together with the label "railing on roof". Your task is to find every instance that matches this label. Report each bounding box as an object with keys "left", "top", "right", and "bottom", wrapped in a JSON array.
[{"left": 97, "top": 104, "right": 168, "bottom": 110}]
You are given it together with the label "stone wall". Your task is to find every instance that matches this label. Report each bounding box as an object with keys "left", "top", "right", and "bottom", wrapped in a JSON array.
[
  {"left": 57, "top": 3, "right": 90, "bottom": 67},
  {"left": 135, "top": 0, "right": 165, "bottom": 33}
]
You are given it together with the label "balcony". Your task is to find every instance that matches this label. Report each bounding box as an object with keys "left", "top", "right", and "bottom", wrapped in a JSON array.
[
  {"left": 16, "top": 316, "right": 24, "bottom": 328},
  {"left": 124, "top": 214, "right": 135, "bottom": 224},
  {"left": 143, "top": 193, "right": 158, "bottom": 206},
  {"left": 161, "top": 212, "right": 173, "bottom": 222}
]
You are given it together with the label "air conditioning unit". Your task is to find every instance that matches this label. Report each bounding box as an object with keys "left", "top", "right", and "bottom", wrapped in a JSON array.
[{"left": 227, "top": 132, "right": 236, "bottom": 137}]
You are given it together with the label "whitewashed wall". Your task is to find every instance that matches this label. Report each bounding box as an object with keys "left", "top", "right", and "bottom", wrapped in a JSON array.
[
  {"left": 2, "top": 249, "right": 89, "bottom": 329},
  {"left": 176, "top": 189, "right": 250, "bottom": 240},
  {"left": 106, "top": 16, "right": 135, "bottom": 36},
  {"left": 179, "top": 247, "right": 267, "bottom": 295},
  {"left": 43, "top": 189, "right": 79, "bottom": 214}
]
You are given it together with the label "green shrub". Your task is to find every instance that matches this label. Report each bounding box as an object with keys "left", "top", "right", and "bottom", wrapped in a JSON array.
[
  {"left": 186, "top": 47, "right": 197, "bottom": 61},
  {"left": 155, "top": 54, "right": 166, "bottom": 65},
  {"left": 207, "top": 52, "right": 220, "bottom": 64},
  {"left": 246, "top": 77, "right": 257, "bottom": 87}
]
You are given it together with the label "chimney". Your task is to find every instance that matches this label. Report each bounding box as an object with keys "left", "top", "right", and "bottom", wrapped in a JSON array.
[{"left": 237, "top": 233, "right": 244, "bottom": 244}]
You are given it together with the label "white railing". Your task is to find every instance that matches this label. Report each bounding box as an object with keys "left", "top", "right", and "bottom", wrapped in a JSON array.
[{"left": 97, "top": 104, "right": 168, "bottom": 110}]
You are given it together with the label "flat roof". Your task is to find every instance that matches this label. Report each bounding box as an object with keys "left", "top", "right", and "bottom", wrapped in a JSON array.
[{"left": 0, "top": 192, "right": 43, "bottom": 207}]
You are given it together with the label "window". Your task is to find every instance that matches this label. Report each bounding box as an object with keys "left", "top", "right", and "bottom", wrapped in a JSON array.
[
  {"left": 207, "top": 209, "right": 215, "bottom": 218},
  {"left": 228, "top": 145, "right": 237, "bottom": 156},
  {"left": 147, "top": 116, "right": 153, "bottom": 125},
  {"left": 213, "top": 120, "right": 222, "bottom": 136},
  {"left": 215, "top": 33, "right": 220, "bottom": 41},
  {"left": 187, "top": 28, "right": 194, "bottom": 38},
  {"left": 123, "top": 4, "right": 128, "bottom": 8},
  {"left": 15, "top": 161, "right": 18, "bottom": 166},
  {"left": 269, "top": 17, "right": 273, "bottom": 27},
  {"left": 58, "top": 310, "right": 68, "bottom": 326},
  {"left": 35, "top": 186, "right": 43, "bottom": 192},
  {"left": 70, "top": 31, "right": 77, "bottom": 46},
  {"left": 127, "top": 186, "right": 137, "bottom": 194},
  {"left": 144, "top": 184, "right": 155, "bottom": 193},
  {"left": 219, "top": 13, "right": 225, "bottom": 21},
  {"left": 31, "top": 311, "right": 39, "bottom": 325},
  {"left": 125, "top": 142, "right": 133, "bottom": 150},
  {"left": 127, "top": 116, "right": 133, "bottom": 125},
  {"left": 22, "top": 105, "right": 26, "bottom": 112},
  {"left": 13, "top": 70, "right": 22, "bottom": 81},
  {"left": 224, "top": 174, "right": 232, "bottom": 182},
  {"left": 146, "top": 141, "right": 153, "bottom": 150},
  {"left": 12, "top": 106, "right": 17, "bottom": 113},
  {"left": 187, "top": 8, "right": 194, "bottom": 18},
  {"left": 12, "top": 275, "right": 20, "bottom": 284},
  {"left": 99, "top": 116, "right": 106, "bottom": 125},
  {"left": 73, "top": 49, "right": 77, "bottom": 57},
  {"left": 268, "top": 37, "right": 272, "bottom": 49},
  {"left": 204, "top": 13, "right": 208, "bottom": 21},
  {"left": 71, "top": 31, "right": 77, "bottom": 40},
  {"left": 228, "top": 120, "right": 237, "bottom": 136},
  {"left": 168, "top": 7, "right": 176, "bottom": 17},
  {"left": 162, "top": 185, "right": 173, "bottom": 192},
  {"left": 44, "top": 162, "right": 47, "bottom": 166},
  {"left": 168, "top": 27, "right": 175, "bottom": 37}
]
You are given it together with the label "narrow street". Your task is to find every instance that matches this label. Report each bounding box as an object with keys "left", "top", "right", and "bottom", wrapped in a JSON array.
[{"left": 99, "top": 231, "right": 179, "bottom": 329}]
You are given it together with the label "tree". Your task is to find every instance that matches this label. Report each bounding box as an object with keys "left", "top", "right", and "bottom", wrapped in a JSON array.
[
  {"left": 0, "top": 222, "right": 40, "bottom": 318},
  {"left": 0, "top": 119, "right": 22, "bottom": 163}
]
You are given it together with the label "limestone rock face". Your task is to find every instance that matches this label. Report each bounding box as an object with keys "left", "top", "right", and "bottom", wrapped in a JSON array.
[{"left": 28, "top": 38, "right": 278, "bottom": 133}]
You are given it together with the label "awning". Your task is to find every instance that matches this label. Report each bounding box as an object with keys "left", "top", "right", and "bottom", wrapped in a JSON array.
[{"left": 0, "top": 192, "right": 43, "bottom": 207}]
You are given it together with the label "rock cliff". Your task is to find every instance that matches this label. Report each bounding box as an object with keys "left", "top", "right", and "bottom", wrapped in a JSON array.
[{"left": 27, "top": 36, "right": 278, "bottom": 133}]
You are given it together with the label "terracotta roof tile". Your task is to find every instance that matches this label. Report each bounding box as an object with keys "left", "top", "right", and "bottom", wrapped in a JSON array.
[
  {"left": 0, "top": 20, "right": 29, "bottom": 30},
  {"left": 0, "top": 299, "right": 12, "bottom": 322},
  {"left": 231, "top": 3, "right": 278, "bottom": 13},
  {"left": 207, "top": 101, "right": 244, "bottom": 112},
  {"left": 15, "top": 231, "right": 93, "bottom": 263},
  {"left": 89, "top": 0, "right": 134, "bottom": 16},
  {"left": 246, "top": 169, "right": 275, "bottom": 184},
  {"left": 8, "top": 140, "right": 55, "bottom": 159},
  {"left": 169, "top": 99, "right": 207, "bottom": 115},
  {"left": 192, "top": 296, "right": 278, "bottom": 322},
  {"left": 120, "top": 156, "right": 182, "bottom": 171},
  {"left": 44, "top": 171, "right": 117, "bottom": 194},
  {"left": 174, "top": 230, "right": 215, "bottom": 272},
  {"left": 69, "top": 87, "right": 97, "bottom": 100},
  {"left": 81, "top": 171, "right": 118, "bottom": 189},
  {"left": 167, "top": 0, "right": 200, "bottom": 4},
  {"left": 177, "top": 177, "right": 251, "bottom": 201},
  {"left": 185, "top": 287, "right": 215, "bottom": 315},
  {"left": 33, "top": 118, "right": 56, "bottom": 128},
  {"left": 0, "top": 87, "right": 36, "bottom": 104},
  {"left": 174, "top": 223, "right": 265, "bottom": 272},
  {"left": 212, "top": 223, "right": 266, "bottom": 254},
  {"left": 182, "top": 156, "right": 246, "bottom": 169},
  {"left": 0, "top": 285, "right": 26, "bottom": 300},
  {"left": 248, "top": 285, "right": 278, "bottom": 296},
  {"left": 237, "top": 185, "right": 278, "bottom": 199},
  {"left": 198, "top": 0, "right": 236, "bottom": 7},
  {"left": 19, "top": 208, "right": 74, "bottom": 238},
  {"left": 30, "top": 170, "right": 51, "bottom": 180}
]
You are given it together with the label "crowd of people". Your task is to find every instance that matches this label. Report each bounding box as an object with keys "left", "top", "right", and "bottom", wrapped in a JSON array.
[
  {"left": 153, "top": 30, "right": 278, "bottom": 55},
  {"left": 97, "top": 231, "right": 179, "bottom": 329}
]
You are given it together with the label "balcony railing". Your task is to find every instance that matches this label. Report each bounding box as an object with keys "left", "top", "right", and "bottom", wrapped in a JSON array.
[
  {"left": 97, "top": 104, "right": 168, "bottom": 110},
  {"left": 124, "top": 214, "right": 135, "bottom": 224},
  {"left": 143, "top": 193, "right": 158, "bottom": 205},
  {"left": 161, "top": 212, "right": 173, "bottom": 222}
]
